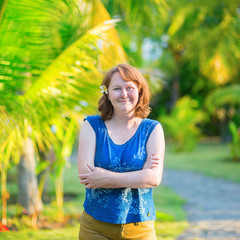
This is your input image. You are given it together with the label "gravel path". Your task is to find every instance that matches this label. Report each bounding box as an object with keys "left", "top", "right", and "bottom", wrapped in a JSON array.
[{"left": 162, "top": 169, "right": 240, "bottom": 240}]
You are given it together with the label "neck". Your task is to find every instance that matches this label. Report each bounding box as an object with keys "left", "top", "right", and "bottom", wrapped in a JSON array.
[
  {"left": 112, "top": 110, "right": 142, "bottom": 129},
  {"left": 111, "top": 112, "right": 137, "bottom": 128}
]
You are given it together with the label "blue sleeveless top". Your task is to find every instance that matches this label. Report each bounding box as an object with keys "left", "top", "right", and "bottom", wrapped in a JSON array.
[{"left": 83, "top": 115, "right": 160, "bottom": 224}]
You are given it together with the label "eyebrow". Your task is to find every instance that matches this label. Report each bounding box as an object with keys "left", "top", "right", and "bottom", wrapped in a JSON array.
[{"left": 112, "top": 83, "right": 135, "bottom": 87}]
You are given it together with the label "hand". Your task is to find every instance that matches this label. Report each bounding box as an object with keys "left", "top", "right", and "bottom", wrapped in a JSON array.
[
  {"left": 78, "top": 164, "right": 107, "bottom": 189},
  {"left": 143, "top": 153, "right": 160, "bottom": 169}
]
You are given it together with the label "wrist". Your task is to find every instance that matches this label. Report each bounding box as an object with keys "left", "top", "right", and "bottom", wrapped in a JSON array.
[{"left": 98, "top": 167, "right": 114, "bottom": 187}]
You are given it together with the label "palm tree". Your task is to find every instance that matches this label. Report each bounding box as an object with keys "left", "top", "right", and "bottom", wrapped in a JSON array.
[
  {"left": 205, "top": 85, "right": 240, "bottom": 159},
  {"left": 205, "top": 85, "right": 240, "bottom": 112},
  {"left": 104, "top": 0, "right": 240, "bottom": 101},
  {"left": 0, "top": 0, "right": 126, "bottom": 224}
]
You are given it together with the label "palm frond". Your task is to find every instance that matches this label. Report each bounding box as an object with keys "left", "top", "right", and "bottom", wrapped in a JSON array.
[
  {"left": 0, "top": 0, "right": 97, "bottom": 96},
  {"left": 0, "top": 0, "right": 8, "bottom": 24},
  {"left": 20, "top": 20, "right": 122, "bottom": 119},
  {"left": 0, "top": 0, "right": 127, "bottom": 154},
  {"left": 205, "top": 85, "right": 240, "bottom": 113}
]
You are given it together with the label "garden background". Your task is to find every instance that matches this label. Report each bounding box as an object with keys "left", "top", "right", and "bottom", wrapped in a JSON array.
[{"left": 0, "top": 0, "right": 240, "bottom": 239}]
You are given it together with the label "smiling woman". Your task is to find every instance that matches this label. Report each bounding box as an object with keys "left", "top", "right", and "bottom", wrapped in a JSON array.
[
  {"left": 98, "top": 64, "right": 151, "bottom": 121},
  {"left": 77, "top": 64, "right": 165, "bottom": 240}
]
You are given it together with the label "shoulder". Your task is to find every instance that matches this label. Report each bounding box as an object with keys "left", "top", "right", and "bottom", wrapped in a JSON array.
[
  {"left": 146, "top": 120, "right": 165, "bottom": 151},
  {"left": 79, "top": 117, "right": 97, "bottom": 142},
  {"left": 83, "top": 115, "right": 105, "bottom": 135},
  {"left": 140, "top": 118, "right": 163, "bottom": 141},
  {"left": 142, "top": 118, "right": 161, "bottom": 132},
  {"left": 84, "top": 115, "right": 101, "bottom": 123},
  {"left": 144, "top": 118, "right": 161, "bottom": 125},
  {"left": 83, "top": 115, "right": 101, "bottom": 129}
]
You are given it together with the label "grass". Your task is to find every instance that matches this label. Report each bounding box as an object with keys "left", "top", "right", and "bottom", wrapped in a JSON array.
[
  {"left": 154, "top": 186, "right": 186, "bottom": 222},
  {"left": 165, "top": 141, "right": 240, "bottom": 182},
  {"left": 0, "top": 227, "right": 79, "bottom": 240},
  {"left": 155, "top": 221, "right": 188, "bottom": 240},
  {"left": 154, "top": 186, "right": 188, "bottom": 239},
  {"left": 1, "top": 162, "right": 188, "bottom": 240}
]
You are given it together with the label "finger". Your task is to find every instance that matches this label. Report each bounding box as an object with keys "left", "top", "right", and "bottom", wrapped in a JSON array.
[
  {"left": 85, "top": 183, "right": 93, "bottom": 189},
  {"left": 148, "top": 155, "right": 158, "bottom": 160},
  {"left": 151, "top": 163, "right": 159, "bottom": 168},
  {"left": 79, "top": 173, "right": 89, "bottom": 179},
  {"left": 151, "top": 165, "right": 158, "bottom": 169},
  {"left": 80, "top": 179, "right": 88, "bottom": 184}
]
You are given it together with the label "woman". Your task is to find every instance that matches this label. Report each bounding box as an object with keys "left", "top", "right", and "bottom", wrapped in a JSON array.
[{"left": 78, "top": 64, "right": 165, "bottom": 240}]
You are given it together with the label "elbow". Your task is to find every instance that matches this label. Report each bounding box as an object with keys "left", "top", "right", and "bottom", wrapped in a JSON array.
[
  {"left": 78, "top": 163, "right": 91, "bottom": 175},
  {"left": 150, "top": 173, "right": 161, "bottom": 187},
  {"left": 77, "top": 164, "right": 84, "bottom": 175},
  {"left": 144, "top": 169, "right": 162, "bottom": 187},
  {"left": 78, "top": 167, "right": 90, "bottom": 175},
  {"left": 153, "top": 176, "right": 161, "bottom": 187}
]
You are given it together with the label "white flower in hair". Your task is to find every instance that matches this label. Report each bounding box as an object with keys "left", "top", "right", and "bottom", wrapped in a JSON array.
[{"left": 100, "top": 85, "right": 108, "bottom": 94}]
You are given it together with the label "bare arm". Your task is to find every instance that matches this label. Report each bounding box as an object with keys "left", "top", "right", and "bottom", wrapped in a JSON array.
[
  {"left": 145, "top": 123, "right": 165, "bottom": 185},
  {"left": 77, "top": 120, "right": 96, "bottom": 175},
  {"left": 79, "top": 123, "right": 165, "bottom": 189}
]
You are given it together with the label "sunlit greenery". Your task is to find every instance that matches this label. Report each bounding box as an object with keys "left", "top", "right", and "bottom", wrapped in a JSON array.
[
  {"left": 161, "top": 96, "right": 206, "bottom": 151},
  {"left": 104, "top": 0, "right": 240, "bottom": 145},
  {"left": 165, "top": 142, "right": 240, "bottom": 182},
  {"left": 0, "top": 0, "right": 240, "bottom": 239},
  {"left": 0, "top": 0, "right": 126, "bottom": 225},
  {"left": 228, "top": 121, "right": 240, "bottom": 161}
]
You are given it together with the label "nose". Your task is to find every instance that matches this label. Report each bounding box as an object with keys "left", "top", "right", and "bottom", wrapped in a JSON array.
[{"left": 120, "top": 88, "right": 128, "bottom": 98}]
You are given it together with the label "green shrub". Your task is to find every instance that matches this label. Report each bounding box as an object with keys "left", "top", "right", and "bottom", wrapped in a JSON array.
[
  {"left": 161, "top": 96, "right": 205, "bottom": 151},
  {"left": 229, "top": 121, "right": 240, "bottom": 161}
]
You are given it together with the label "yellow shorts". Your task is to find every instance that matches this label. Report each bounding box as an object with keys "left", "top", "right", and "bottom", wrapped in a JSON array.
[{"left": 79, "top": 211, "right": 157, "bottom": 240}]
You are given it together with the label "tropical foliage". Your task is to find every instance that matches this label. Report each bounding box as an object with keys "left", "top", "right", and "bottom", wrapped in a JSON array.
[
  {"left": 205, "top": 85, "right": 240, "bottom": 113},
  {"left": 0, "top": 0, "right": 240, "bottom": 235},
  {"left": 228, "top": 121, "right": 240, "bottom": 162},
  {"left": 161, "top": 96, "right": 205, "bottom": 151},
  {"left": 205, "top": 85, "right": 240, "bottom": 159},
  {"left": 104, "top": 0, "right": 240, "bottom": 140},
  {"left": 0, "top": 0, "right": 126, "bottom": 224}
]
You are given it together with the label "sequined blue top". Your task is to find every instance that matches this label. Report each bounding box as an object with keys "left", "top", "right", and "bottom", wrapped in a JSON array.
[{"left": 83, "top": 115, "right": 160, "bottom": 224}]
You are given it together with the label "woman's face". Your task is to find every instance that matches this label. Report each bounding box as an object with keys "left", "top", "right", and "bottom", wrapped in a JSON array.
[{"left": 108, "top": 72, "right": 139, "bottom": 115}]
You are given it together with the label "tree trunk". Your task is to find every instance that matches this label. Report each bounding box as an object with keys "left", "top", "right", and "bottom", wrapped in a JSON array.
[
  {"left": 169, "top": 75, "right": 180, "bottom": 110},
  {"left": 1, "top": 164, "right": 8, "bottom": 225},
  {"left": 18, "top": 137, "right": 43, "bottom": 215},
  {"left": 55, "top": 169, "right": 64, "bottom": 221}
]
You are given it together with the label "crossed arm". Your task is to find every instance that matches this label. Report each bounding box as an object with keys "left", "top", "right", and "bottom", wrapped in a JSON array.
[{"left": 77, "top": 120, "right": 165, "bottom": 189}]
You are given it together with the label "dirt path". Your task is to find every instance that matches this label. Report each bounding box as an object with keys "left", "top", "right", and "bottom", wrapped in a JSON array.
[{"left": 162, "top": 169, "right": 240, "bottom": 240}]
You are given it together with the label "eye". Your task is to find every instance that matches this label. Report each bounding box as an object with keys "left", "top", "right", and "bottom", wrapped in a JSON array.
[
  {"left": 127, "top": 86, "right": 134, "bottom": 90},
  {"left": 114, "top": 87, "right": 121, "bottom": 91}
]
